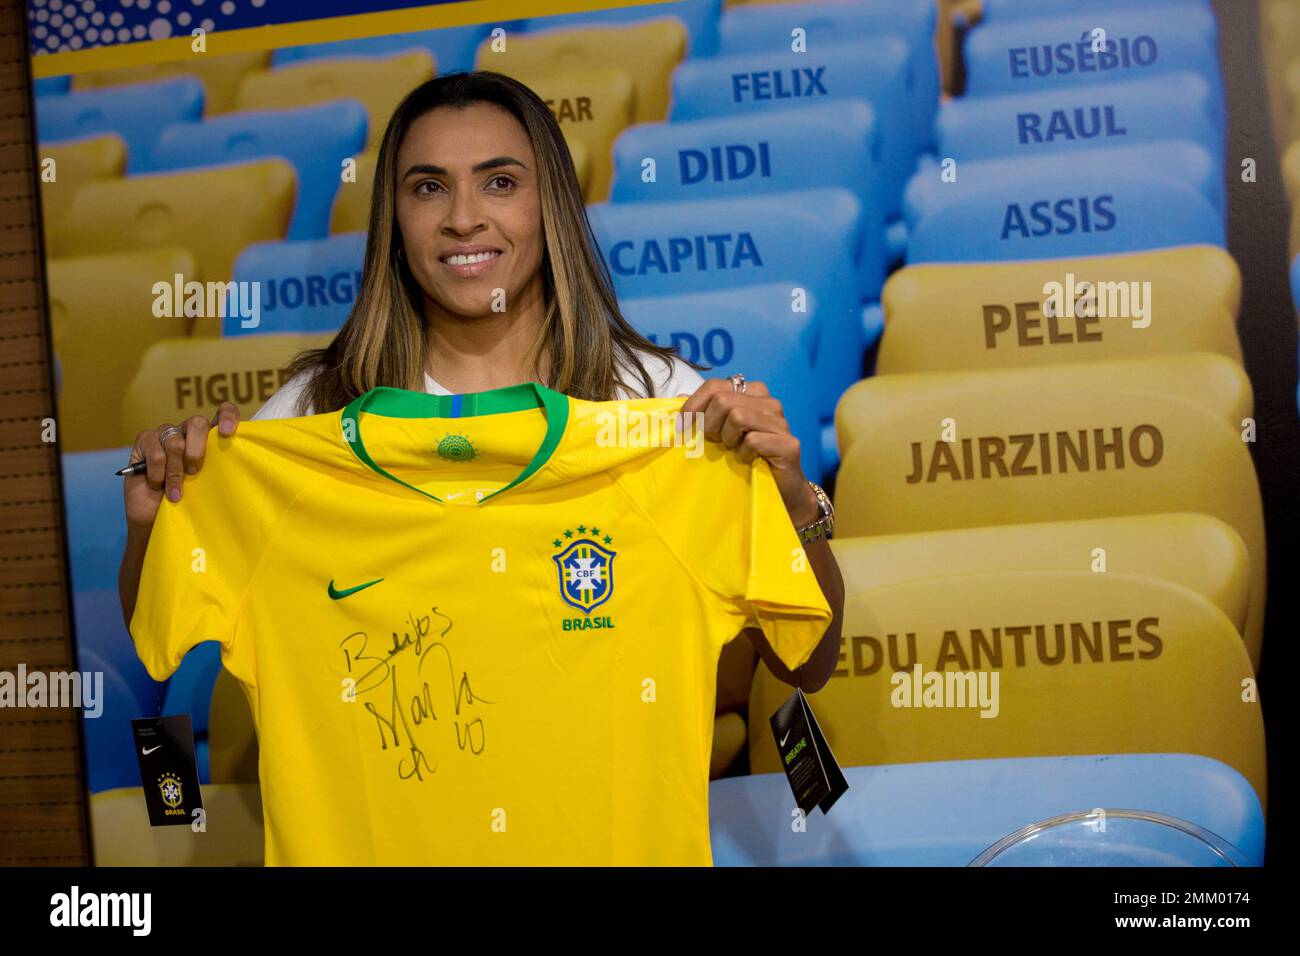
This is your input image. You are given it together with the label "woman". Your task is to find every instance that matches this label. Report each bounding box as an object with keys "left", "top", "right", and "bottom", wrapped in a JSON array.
[{"left": 119, "top": 70, "right": 844, "bottom": 695}]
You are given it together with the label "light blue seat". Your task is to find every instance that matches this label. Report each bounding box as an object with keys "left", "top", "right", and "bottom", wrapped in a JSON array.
[
  {"left": 76, "top": 647, "right": 156, "bottom": 794},
  {"left": 709, "top": 754, "right": 1265, "bottom": 866},
  {"left": 226, "top": 232, "right": 366, "bottom": 336},
  {"left": 160, "top": 642, "right": 223, "bottom": 763},
  {"left": 61, "top": 448, "right": 132, "bottom": 596},
  {"left": 1292, "top": 254, "right": 1300, "bottom": 415},
  {"left": 716, "top": 0, "right": 938, "bottom": 151},
  {"left": 61, "top": 448, "right": 165, "bottom": 722},
  {"left": 937, "top": 71, "right": 1222, "bottom": 167},
  {"left": 964, "top": 4, "right": 1223, "bottom": 120},
  {"left": 140, "top": 102, "right": 368, "bottom": 241},
  {"left": 588, "top": 189, "right": 867, "bottom": 417},
  {"left": 905, "top": 164, "right": 1223, "bottom": 264},
  {"left": 523, "top": 0, "right": 723, "bottom": 57},
  {"left": 670, "top": 40, "right": 917, "bottom": 217},
  {"left": 610, "top": 101, "right": 884, "bottom": 284},
  {"left": 621, "top": 284, "right": 825, "bottom": 480},
  {"left": 34, "top": 75, "right": 70, "bottom": 96},
  {"left": 35, "top": 77, "right": 205, "bottom": 173},
  {"left": 907, "top": 140, "right": 1224, "bottom": 231},
  {"left": 272, "top": 24, "right": 496, "bottom": 73},
  {"left": 980, "top": 0, "right": 1210, "bottom": 21}
]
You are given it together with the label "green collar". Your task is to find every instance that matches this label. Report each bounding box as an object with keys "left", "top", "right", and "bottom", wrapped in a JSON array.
[{"left": 339, "top": 382, "right": 570, "bottom": 505}]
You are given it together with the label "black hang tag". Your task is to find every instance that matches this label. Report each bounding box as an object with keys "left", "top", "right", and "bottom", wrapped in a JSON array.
[
  {"left": 769, "top": 688, "right": 849, "bottom": 816},
  {"left": 131, "top": 715, "right": 204, "bottom": 827}
]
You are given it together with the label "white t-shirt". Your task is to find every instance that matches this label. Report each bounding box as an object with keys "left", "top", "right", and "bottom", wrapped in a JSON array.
[{"left": 251, "top": 349, "right": 707, "bottom": 421}]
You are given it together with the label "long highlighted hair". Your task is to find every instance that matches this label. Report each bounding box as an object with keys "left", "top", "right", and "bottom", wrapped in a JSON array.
[{"left": 287, "top": 70, "right": 698, "bottom": 413}]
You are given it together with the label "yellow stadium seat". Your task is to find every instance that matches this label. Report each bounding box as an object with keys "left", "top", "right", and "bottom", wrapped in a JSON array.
[
  {"left": 37, "top": 134, "right": 126, "bottom": 256},
  {"left": 748, "top": 571, "right": 1266, "bottom": 806},
  {"left": 568, "top": 137, "right": 592, "bottom": 199},
  {"left": 48, "top": 249, "right": 195, "bottom": 453},
  {"left": 878, "top": 247, "right": 1243, "bottom": 374},
  {"left": 834, "top": 353, "right": 1266, "bottom": 667},
  {"left": 1286, "top": 140, "right": 1300, "bottom": 206},
  {"left": 480, "top": 20, "right": 685, "bottom": 124},
  {"left": 1263, "top": 0, "right": 1300, "bottom": 145},
  {"left": 488, "top": 66, "right": 634, "bottom": 203},
  {"left": 330, "top": 148, "right": 378, "bottom": 234},
  {"left": 209, "top": 667, "right": 260, "bottom": 786},
  {"left": 1286, "top": 59, "right": 1300, "bottom": 145},
  {"left": 120, "top": 333, "right": 331, "bottom": 445},
  {"left": 71, "top": 50, "right": 273, "bottom": 115},
  {"left": 711, "top": 712, "right": 748, "bottom": 778},
  {"left": 57, "top": 160, "right": 296, "bottom": 335},
  {"left": 823, "top": 514, "right": 1251, "bottom": 645},
  {"left": 234, "top": 51, "right": 435, "bottom": 147},
  {"left": 90, "top": 783, "right": 264, "bottom": 865}
]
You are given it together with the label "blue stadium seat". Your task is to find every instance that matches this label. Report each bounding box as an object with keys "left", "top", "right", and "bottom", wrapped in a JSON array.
[
  {"left": 609, "top": 101, "right": 884, "bottom": 282},
  {"left": 936, "top": 71, "right": 1222, "bottom": 166},
  {"left": 906, "top": 174, "right": 1222, "bottom": 263},
  {"left": 75, "top": 647, "right": 155, "bottom": 794},
  {"left": 141, "top": 102, "right": 368, "bottom": 241},
  {"left": 36, "top": 77, "right": 205, "bottom": 173},
  {"left": 226, "top": 232, "right": 366, "bottom": 336},
  {"left": 61, "top": 448, "right": 131, "bottom": 594},
  {"left": 587, "top": 189, "right": 868, "bottom": 416},
  {"left": 980, "top": 0, "right": 1210, "bottom": 21},
  {"left": 716, "top": 0, "right": 938, "bottom": 151},
  {"left": 34, "top": 75, "right": 70, "bottom": 96},
  {"left": 620, "top": 284, "right": 825, "bottom": 480},
  {"left": 964, "top": 5, "right": 1224, "bottom": 120},
  {"left": 669, "top": 40, "right": 918, "bottom": 217},
  {"left": 161, "top": 641, "right": 224, "bottom": 746},
  {"left": 523, "top": 0, "right": 723, "bottom": 57},
  {"left": 709, "top": 754, "right": 1264, "bottom": 866},
  {"left": 61, "top": 448, "right": 164, "bottom": 723},
  {"left": 272, "top": 24, "right": 496, "bottom": 74},
  {"left": 907, "top": 140, "right": 1225, "bottom": 230}
]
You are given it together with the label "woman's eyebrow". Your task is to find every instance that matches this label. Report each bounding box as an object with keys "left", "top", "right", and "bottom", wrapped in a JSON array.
[{"left": 402, "top": 157, "right": 530, "bottom": 179}]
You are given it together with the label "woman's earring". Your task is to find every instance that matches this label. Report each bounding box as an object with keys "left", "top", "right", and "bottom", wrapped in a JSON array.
[{"left": 397, "top": 247, "right": 405, "bottom": 260}]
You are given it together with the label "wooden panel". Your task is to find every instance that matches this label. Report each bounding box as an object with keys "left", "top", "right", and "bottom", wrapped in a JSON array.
[{"left": 0, "top": 0, "right": 90, "bottom": 866}]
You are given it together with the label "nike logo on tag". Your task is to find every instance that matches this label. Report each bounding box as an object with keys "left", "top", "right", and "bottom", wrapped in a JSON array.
[
  {"left": 328, "top": 578, "right": 384, "bottom": 600},
  {"left": 142, "top": 745, "right": 162, "bottom": 755},
  {"left": 779, "top": 730, "right": 791, "bottom": 747},
  {"left": 446, "top": 492, "right": 462, "bottom": 500}
]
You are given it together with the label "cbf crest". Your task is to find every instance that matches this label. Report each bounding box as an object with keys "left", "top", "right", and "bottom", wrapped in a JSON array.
[{"left": 551, "top": 524, "right": 617, "bottom": 616}]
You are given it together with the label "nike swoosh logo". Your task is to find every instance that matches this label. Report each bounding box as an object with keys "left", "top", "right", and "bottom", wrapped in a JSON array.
[
  {"left": 779, "top": 730, "right": 791, "bottom": 747},
  {"left": 142, "top": 745, "right": 162, "bottom": 755},
  {"left": 328, "top": 578, "right": 384, "bottom": 600},
  {"left": 446, "top": 492, "right": 462, "bottom": 500}
]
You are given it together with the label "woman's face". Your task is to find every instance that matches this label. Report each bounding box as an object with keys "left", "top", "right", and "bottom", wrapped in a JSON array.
[{"left": 394, "top": 102, "right": 545, "bottom": 322}]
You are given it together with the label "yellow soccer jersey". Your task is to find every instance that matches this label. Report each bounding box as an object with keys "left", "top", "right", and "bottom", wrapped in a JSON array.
[{"left": 129, "top": 382, "right": 832, "bottom": 866}]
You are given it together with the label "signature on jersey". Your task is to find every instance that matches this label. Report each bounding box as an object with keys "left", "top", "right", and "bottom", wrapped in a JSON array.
[{"left": 339, "top": 605, "right": 494, "bottom": 781}]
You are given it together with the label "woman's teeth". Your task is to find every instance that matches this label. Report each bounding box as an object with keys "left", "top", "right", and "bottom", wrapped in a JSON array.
[{"left": 444, "top": 252, "right": 500, "bottom": 265}]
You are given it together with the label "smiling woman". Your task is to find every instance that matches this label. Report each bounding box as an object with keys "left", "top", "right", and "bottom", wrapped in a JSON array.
[
  {"left": 118, "top": 70, "right": 845, "bottom": 699},
  {"left": 271, "top": 69, "right": 705, "bottom": 415}
]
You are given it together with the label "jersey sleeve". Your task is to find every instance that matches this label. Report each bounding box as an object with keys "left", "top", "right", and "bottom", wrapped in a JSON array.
[
  {"left": 646, "top": 441, "right": 833, "bottom": 671},
  {"left": 128, "top": 435, "right": 275, "bottom": 681}
]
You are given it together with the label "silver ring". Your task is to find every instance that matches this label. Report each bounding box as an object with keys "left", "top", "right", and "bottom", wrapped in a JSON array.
[
  {"left": 158, "top": 424, "right": 184, "bottom": 445},
  {"left": 729, "top": 373, "right": 747, "bottom": 394}
]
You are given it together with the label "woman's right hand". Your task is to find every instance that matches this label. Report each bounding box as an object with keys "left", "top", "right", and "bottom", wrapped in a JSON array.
[{"left": 124, "top": 402, "right": 240, "bottom": 530}]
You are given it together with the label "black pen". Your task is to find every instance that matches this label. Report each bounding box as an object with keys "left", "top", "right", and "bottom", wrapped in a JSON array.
[{"left": 115, "top": 461, "right": 148, "bottom": 477}]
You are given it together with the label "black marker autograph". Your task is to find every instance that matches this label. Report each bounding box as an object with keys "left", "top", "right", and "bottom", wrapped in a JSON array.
[{"left": 339, "top": 605, "right": 494, "bottom": 781}]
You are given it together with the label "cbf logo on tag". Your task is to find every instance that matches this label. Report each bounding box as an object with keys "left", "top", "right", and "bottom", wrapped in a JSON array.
[{"left": 551, "top": 525, "right": 617, "bottom": 631}]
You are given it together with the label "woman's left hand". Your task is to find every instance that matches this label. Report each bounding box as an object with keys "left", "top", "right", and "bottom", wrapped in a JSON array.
[{"left": 679, "top": 378, "right": 820, "bottom": 528}]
